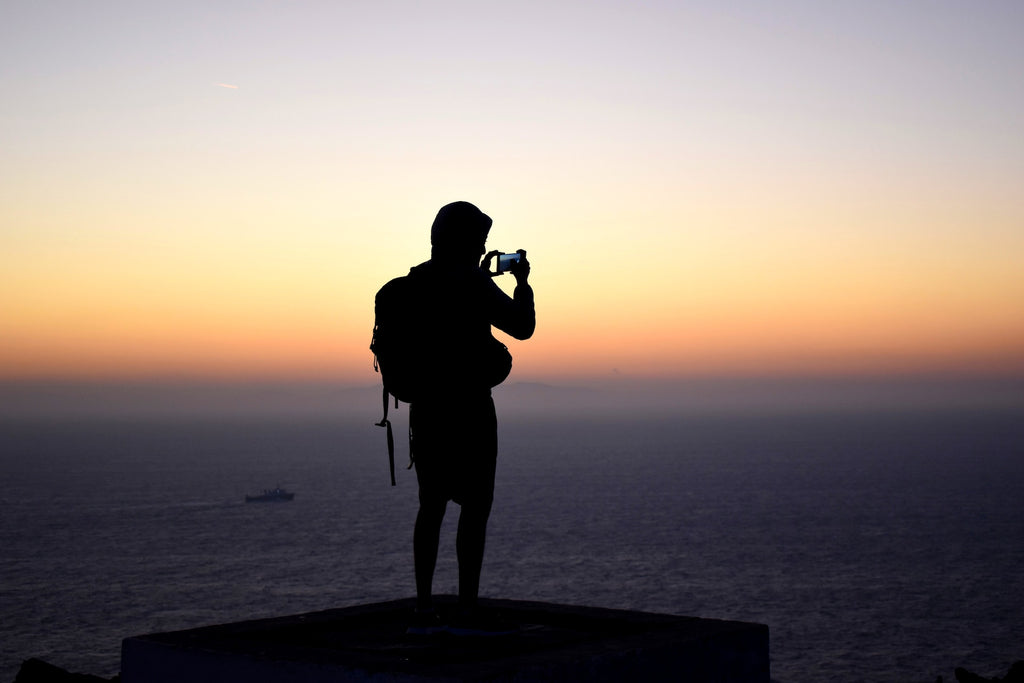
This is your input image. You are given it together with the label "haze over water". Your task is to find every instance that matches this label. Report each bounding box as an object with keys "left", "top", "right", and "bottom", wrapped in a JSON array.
[{"left": 2, "top": 382, "right": 1023, "bottom": 682}]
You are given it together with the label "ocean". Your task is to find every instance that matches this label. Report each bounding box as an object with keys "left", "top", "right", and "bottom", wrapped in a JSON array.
[{"left": 1, "top": 406, "right": 1022, "bottom": 682}]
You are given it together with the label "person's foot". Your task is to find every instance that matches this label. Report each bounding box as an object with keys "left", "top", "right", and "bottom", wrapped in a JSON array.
[
  {"left": 405, "top": 608, "right": 446, "bottom": 635},
  {"left": 446, "top": 608, "right": 519, "bottom": 636}
]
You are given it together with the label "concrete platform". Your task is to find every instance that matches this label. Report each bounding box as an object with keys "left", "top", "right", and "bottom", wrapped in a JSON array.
[{"left": 121, "top": 596, "right": 769, "bottom": 682}]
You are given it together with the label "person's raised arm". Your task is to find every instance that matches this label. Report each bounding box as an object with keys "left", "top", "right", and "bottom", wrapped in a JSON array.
[{"left": 491, "top": 250, "right": 534, "bottom": 340}]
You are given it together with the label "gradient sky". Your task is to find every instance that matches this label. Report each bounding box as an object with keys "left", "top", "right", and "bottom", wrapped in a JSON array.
[{"left": 3, "top": 1, "right": 1023, "bottom": 384}]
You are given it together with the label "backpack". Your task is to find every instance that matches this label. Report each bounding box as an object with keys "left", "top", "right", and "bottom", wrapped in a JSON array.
[
  {"left": 370, "top": 270, "right": 513, "bottom": 486},
  {"left": 371, "top": 275, "right": 424, "bottom": 404},
  {"left": 370, "top": 275, "right": 420, "bottom": 486}
]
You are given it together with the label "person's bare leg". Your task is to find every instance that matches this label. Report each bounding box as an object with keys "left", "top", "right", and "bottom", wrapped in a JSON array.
[
  {"left": 456, "top": 499, "right": 492, "bottom": 612},
  {"left": 414, "top": 497, "right": 447, "bottom": 612}
]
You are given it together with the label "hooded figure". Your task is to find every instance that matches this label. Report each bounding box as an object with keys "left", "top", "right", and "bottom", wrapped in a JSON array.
[{"left": 403, "top": 201, "right": 535, "bottom": 635}]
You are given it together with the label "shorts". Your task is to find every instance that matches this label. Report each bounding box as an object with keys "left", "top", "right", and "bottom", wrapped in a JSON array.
[{"left": 410, "top": 393, "right": 497, "bottom": 507}]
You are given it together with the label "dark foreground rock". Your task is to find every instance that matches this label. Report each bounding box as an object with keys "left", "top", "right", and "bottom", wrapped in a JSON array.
[
  {"left": 13, "top": 658, "right": 118, "bottom": 683},
  {"left": 120, "top": 596, "right": 769, "bottom": 682},
  {"left": 955, "top": 661, "right": 1024, "bottom": 683}
]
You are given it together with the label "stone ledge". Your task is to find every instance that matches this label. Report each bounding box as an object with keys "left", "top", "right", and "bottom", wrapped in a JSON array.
[{"left": 121, "top": 596, "right": 769, "bottom": 682}]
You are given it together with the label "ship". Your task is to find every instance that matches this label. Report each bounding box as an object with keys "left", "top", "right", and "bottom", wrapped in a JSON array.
[{"left": 245, "top": 487, "right": 295, "bottom": 503}]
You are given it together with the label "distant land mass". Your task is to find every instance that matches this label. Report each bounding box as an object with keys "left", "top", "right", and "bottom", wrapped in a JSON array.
[{"left": 1, "top": 375, "right": 1022, "bottom": 419}]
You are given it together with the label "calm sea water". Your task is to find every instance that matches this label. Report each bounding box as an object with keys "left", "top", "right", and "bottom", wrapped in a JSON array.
[{"left": 1, "top": 409, "right": 1022, "bottom": 682}]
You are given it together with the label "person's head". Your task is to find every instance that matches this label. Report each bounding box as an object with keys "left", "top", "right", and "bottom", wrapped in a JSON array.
[{"left": 430, "top": 201, "right": 491, "bottom": 265}]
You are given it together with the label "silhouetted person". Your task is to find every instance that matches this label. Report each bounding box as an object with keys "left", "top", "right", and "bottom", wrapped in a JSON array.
[{"left": 405, "top": 201, "right": 534, "bottom": 634}]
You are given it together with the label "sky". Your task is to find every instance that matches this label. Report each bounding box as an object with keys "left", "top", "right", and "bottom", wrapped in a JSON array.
[{"left": 2, "top": 1, "right": 1023, "bottom": 390}]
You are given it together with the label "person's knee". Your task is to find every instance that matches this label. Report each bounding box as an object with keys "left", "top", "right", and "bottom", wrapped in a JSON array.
[
  {"left": 459, "top": 497, "right": 493, "bottom": 526},
  {"left": 417, "top": 495, "right": 447, "bottom": 522}
]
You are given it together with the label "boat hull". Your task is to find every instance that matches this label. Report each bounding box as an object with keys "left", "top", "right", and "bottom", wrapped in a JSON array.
[{"left": 245, "top": 489, "right": 295, "bottom": 503}]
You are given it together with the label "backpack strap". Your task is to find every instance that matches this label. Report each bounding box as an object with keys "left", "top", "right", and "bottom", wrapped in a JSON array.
[
  {"left": 376, "top": 387, "right": 396, "bottom": 486},
  {"left": 407, "top": 422, "right": 415, "bottom": 470}
]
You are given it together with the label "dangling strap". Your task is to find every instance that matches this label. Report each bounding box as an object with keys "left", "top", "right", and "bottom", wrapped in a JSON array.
[
  {"left": 407, "top": 423, "right": 415, "bottom": 470},
  {"left": 376, "top": 386, "right": 396, "bottom": 486}
]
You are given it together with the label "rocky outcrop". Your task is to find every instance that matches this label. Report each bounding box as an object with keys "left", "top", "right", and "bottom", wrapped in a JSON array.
[
  {"left": 13, "top": 658, "right": 118, "bottom": 683},
  {"left": 955, "top": 661, "right": 1024, "bottom": 683}
]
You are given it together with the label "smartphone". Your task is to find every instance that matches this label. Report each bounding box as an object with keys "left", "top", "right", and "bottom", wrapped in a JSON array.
[{"left": 497, "top": 252, "right": 521, "bottom": 273}]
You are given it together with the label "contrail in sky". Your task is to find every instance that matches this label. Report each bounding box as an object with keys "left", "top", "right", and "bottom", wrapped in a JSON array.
[{"left": 215, "top": 83, "right": 239, "bottom": 89}]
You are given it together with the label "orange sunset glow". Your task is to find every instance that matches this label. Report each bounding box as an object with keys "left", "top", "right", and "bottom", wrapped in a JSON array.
[{"left": 3, "top": 3, "right": 1023, "bottom": 392}]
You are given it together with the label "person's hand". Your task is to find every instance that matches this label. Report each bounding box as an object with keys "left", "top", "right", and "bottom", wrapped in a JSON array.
[
  {"left": 481, "top": 250, "right": 501, "bottom": 277},
  {"left": 509, "top": 249, "right": 530, "bottom": 284}
]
